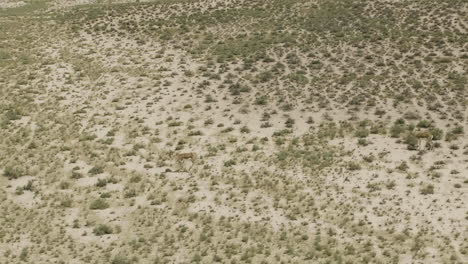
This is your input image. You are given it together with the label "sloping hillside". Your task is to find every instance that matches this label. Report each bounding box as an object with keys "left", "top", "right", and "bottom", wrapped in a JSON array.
[{"left": 0, "top": 0, "right": 466, "bottom": 263}]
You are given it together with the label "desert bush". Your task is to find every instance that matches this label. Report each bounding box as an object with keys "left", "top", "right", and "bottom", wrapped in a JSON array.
[
  {"left": 221, "top": 127, "right": 234, "bottom": 133},
  {"left": 417, "top": 120, "right": 431, "bottom": 128},
  {"left": 204, "top": 118, "right": 214, "bottom": 125},
  {"left": 112, "top": 255, "right": 132, "bottom": 264},
  {"left": 96, "top": 178, "right": 107, "bottom": 187},
  {"left": 228, "top": 83, "right": 250, "bottom": 95},
  {"left": 79, "top": 133, "right": 97, "bottom": 141},
  {"left": 449, "top": 144, "right": 459, "bottom": 150},
  {"left": 358, "top": 138, "right": 369, "bottom": 146},
  {"left": 90, "top": 199, "right": 109, "bottom": 210},
  {"left": 404, "top": 111, "right": 420, "bottom": 120},
  {"left": 168, "top": 121, "right": 183, "bottom": 127},
  {"left": 255, "top": 95, "right": 268, "bottom": 105},
  {"left": 445, "top": 126, "right": 464, "bottom": 142},
  {"left": 390, "top": 124, "right": 406, "bottom": 138},
  {"left": 347, "top": 162, "right": 361, "bottom": 171},
  {"left": 430, "top": 128, "right": 443, "bottom": 140},
  {"left": 124, "top": 189, "right": 137, "bottom": 198},
  {"left": 100, "top": 192, "right": 111, "bottom": 198},
  {"left": 273, "top": 129, "right": 292, "bottom": 137},
  {"left": 420, "top": 184, "right": 434, "bottom": 195},
  {"left": 451, "top": 126, "right": 464, "bottom": 135},
  {"left": 205, "top": 95, "right": 216, "bottom": 103},
  {"left": 354, "top": 128, "right": 369, "bottom": 138},
  {"left": 188, "top": 130, "right": 203, "bottom": 136},
  {"left": 261, "top": 122, "right": 272, "bottom": 128},
  {"left": 404, "top": 134, "right": 419, "bottom": 150},
  {"left": 258, "top": 71, "right": 273, "bottom": 82},
  {"left": 71, "top": 171, "right": 83, "bottom": 179},
  {"left": 19, "top": 248, "right": 28, "bottom": 261},
  {"left": 60, "top": 198, "right": 73, "bottom": 208},
  {"left": 240, "top": 126, "right": 250, "bottom": 133},
  {"left": 282, "top": 118, "right": 294, "bottom": 129},
  {"left": 93, "top": 224, "right": 113, "bottom": 236},
  {"left": 89, "top": 166, "right": 104, "bottom": 175},
  {"left": 4, "top": 109, "right": 22, "bottom": 121},
  {"left": 224, "top": 160, "right": 236, "bottom": 167},
  {"left": 3, "top": 167, "right": 24, "bottom": 180},
  {"left": 23, "top": 180, "right": 33, "bottom": 191}
]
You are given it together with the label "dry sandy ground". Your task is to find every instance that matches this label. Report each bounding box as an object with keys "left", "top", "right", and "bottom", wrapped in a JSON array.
[{"left": 0, "top": 0, "right": 466, "bottom": 263}]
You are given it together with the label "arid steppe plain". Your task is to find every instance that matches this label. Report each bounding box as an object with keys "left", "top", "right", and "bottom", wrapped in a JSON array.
[{"left": 0, "top": 0, "right": 467, "bottom": 263}]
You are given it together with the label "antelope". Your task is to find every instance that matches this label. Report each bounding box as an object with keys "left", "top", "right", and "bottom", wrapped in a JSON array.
[
  {"left": 174, "top": 152, "right": 196, "bottom": 171},
  {"left": 414, "top": 130, "right": 434, "bottom": 150},
  {"left": 175, "top": 152, "right": 196, "bottom": 161}
]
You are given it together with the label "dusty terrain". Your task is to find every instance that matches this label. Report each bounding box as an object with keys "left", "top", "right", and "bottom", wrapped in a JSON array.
[{"left": 0, "top": 0, "right": 467, "bottom": 263}]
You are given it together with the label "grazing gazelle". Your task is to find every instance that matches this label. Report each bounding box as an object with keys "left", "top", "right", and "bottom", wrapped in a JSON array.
[
  {"left": 175, "top": 152, "right": 196, "bottom": 171},
  {"left": 414, "top": 130, "right": 434, "bottom": 150}
]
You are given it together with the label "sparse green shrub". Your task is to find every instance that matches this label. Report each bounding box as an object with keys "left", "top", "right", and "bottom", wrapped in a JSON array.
[
  {"left": 446, "top": 126, "right": 464, "bottom": 141},
  {"left": 258, "top": 71, "right": 273, "bottom": 82},
  {"left": 89, "top": 166, "right": 104, "bottom": 175},
  {"left": 112, "top": 255, "right": 132, "bottom": 264},
  {"left": 347, "top": 162, "right": 361, "bottom": 171},
  {"left": 60, "top": 198, "right": 73, "bottom": 208},
  {"left": 3, "top": 167, "right": 23, "bottom": 180},
  {"left": 430, "top": 128, "right": 443, "bottom": 140},
  {"left": 358, "top": 138, "right": 369, "bottom": 146},
  {"left": 204, "top": 118, "right": 214, "bottom": 125},
  {"left": 417, "top": 120, "right": 431, "bottom": 128},
  {"left": 96, "top": 179, "right": 107, "bottom": 187},
  {"left": 90, "top": 199, "right": 109, "bottom": 210},
  {"left": 79, "top": 133, "right": 97, "bottom": 141},
  {"left": 15, "top": 187, "right": 24, "bottom": 195},
  {"left": 124, "top": 189, "right": 137, "bottom": 198},
  {"left": 71, "top": 171, "right": 83, "bottom": 179},
  {"left": 188, "top": 130, "right": 203, "bottom": 136},
  {"left": 403, "top": 111, "right": 420, "bottom": 120},
  {"left": 205, "top": 95, "right": 216, "bottom": 103},
  {"left": 273, "top": 129, "right": 292, "bottom": 137},
  {"left": 287, "top": 72, "right": 308, "bottom": 85},
  {"left": 129, "top": 175, "right": 141, "bottom": 183},
  {"left": 224, "top": 160, "right": 236, "bottom": 167},
  {"left": 228, "top": 83, "right": 250, "bottom": 95},
  {"left": 354, "top": 128, "right": 369, "bottom": 138},
  {"left": 390, "top": 124, "right": 405, "bottom": 138},
  {"left": 261, "top": 122, "right": 272, "bottom": 128},
  {"left": 396, "top": 161, "right": 409, "bottom": 171},
  {"left": 420, "top": 184, "right": 434, "bottom": 195},
  {"left": 363, "top": 155, "right": 375, "bottom": 163},
  {"left": 255, "top": 95, "right": 268, "bottom": 105},
  {"left": 19, "top": 247, "right": 28, "bottom": 261},
  {"left": 168, "top": 121, "right": 183, "bottom": 127},
  {"left": 449, "top": 144, "right": 459, "bottom": 150},
  {"left": 451, "top": 126, "right": 464, "bottom": 135},
  {"left": 404, "top": 134, "right": 419, "bottom": 150},
  {"left": 275, "top": 138, "right": 285, "bottom": 145},
  {"left": 4, "top": 109, "right": 21, "bottom": 121},
  {"left": 23, "top": 180, "right": 33, "bottom": 191},
  {"left": 240, "top": 126, "right": 250, "bottom": 133},
  {"left": 100, "top": 192, "right": 111, "bottom": 198},
  {"left": 93, "top": 224, "right": 113, "bottom": 236},
  {"left": 285, "top": 118, "right": 295, "bottom": 128},
  {"left": 221, "top": 127, "right": 234, "bottom": 133}
]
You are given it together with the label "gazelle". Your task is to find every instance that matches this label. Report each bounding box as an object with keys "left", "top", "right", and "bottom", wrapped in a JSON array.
[
  {"left": 414, "top": 130, "right": 433, "bottom": 150},
  {"left": 175, "top": 152, "right": 196, "bottom": 161},
  {"left": 174, "top": 152, "right": 196, "bottom": 171}
]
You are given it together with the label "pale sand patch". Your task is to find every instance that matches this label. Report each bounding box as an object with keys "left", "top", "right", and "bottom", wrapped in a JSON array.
[{"left": 0, "top": 1, "right": 26, "bottom": 9}]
